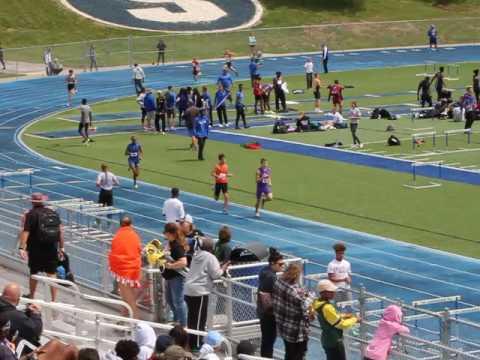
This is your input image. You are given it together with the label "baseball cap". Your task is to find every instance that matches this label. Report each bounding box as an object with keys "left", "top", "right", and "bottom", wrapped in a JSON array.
[
  {"left": 205, "top": 331, "right": 224, "bottom": 348},
  {"left": 31, "top": 192, "right": 48, "bottom": 203},
  {"left": 163, "top": 345, "right": 192, "bottom": 360},
  {"left": 317, "top": 279, "right": 337, "bottom": 293}
]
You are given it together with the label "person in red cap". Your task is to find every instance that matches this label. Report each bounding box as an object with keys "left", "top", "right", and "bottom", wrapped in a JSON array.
[
  {"left": 108, "top": 215, "right": 142, "bottom": 319},
  {"left": 19, "top": 193, "right": 63, "bottom": 301}
]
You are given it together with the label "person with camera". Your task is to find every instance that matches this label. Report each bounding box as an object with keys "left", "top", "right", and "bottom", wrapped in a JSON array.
[{"left": 0, "top": 283, "right": 43, "bottom": 347}]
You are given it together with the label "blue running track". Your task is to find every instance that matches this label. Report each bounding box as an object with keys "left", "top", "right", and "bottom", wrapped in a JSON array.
[{"left": 1, "top": 45, "right": 480, "bottom": 330}]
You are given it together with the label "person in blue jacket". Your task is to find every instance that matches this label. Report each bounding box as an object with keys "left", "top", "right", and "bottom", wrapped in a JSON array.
[
  {"left": 143, "top": 89, "right": 156, "bottom": 130},
  {"left": 217, "top": 69, "right": 233, "bottom": 102},
  {"left": 215, "top": 84, "right": 230, "bottom": 127},
  {"left": 201, "top": 86, "right": 213, "bottom": 126},
  {"left": 193, "top": 109, "right": 209, "bottom": 161}
]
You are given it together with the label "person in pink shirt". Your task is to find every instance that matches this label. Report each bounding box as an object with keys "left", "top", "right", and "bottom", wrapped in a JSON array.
[{"left": 364, "top": 305, "right": 410, "bottom": 360}]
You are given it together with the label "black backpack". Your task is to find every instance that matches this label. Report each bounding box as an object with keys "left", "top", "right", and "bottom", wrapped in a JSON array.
[
  {"left": 37, "top": 208, "right": 61, "bottom": 245},
  {"left": 387, "top": 135, "right": 401, "bottom": 146}
]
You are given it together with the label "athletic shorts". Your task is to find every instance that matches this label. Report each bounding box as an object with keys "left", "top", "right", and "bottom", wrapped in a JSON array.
[
  {"left": 332, "top": 95, "right": 343, "bottom": 105},
  {"left": 78, "top": 122, "right": 89, "bottom": 133},
  {"left": 214, "top": 183, "right": 228, "bottom": 197},
  {"left": 28, "top": 251, "right": 58, "bottom": 275},
  {"left": 167, "top": 109, "right": 175, "bottom": 117},
  {"left": 256, "top": 185, "right": 272, "bottom": 200},
  {"left": 128, "top": 158, "right": 140, "bottom": 169},
  {"left": 67, "top": 84, "right": 75, "bottom": 91},
  {"left": 429, "top": 38, "right": 437, "bottom": 46},
  {"left": 314, "top": 90, "right": 321, "bottom": 100},
  {"left": 193, "top": 69, "right": 199, "bottom": 76},
  {"left": 99, "top": 189, "right": 113, "bottom": 206}
]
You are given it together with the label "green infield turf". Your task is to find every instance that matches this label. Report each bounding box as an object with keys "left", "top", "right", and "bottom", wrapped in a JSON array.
[{"left": 22, "top": 63, "right": 480, "bottom": 258}]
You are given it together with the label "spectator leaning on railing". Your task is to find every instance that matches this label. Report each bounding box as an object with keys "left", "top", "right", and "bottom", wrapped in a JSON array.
[{"left": 184, "top": 237, "right": 230, "bottom": 351}]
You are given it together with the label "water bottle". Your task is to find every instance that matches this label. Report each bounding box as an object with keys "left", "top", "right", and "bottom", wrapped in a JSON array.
[{"left": 56, "top": 265, "right": 66, "bottom": 280}]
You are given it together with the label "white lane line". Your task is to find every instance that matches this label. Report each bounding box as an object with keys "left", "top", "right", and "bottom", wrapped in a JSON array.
[{"left": 364, "top": 94, "right": 381, "bottom": 98}]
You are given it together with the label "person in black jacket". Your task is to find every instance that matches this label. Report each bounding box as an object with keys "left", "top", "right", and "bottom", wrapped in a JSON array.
[{"left": 0, "top": 283, "right": 42, "bottom": 346}]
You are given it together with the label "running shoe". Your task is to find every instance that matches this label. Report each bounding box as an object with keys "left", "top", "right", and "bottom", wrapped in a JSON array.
[{"left": 134, "top": 184, "right": 139, "bottom": 189}]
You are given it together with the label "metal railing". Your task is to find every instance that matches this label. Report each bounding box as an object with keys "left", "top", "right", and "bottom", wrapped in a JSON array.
[{"left": 2, "top": 17, "right": 480, "bottom": 78}]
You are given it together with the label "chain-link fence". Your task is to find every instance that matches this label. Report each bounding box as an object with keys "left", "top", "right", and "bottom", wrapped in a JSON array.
[{"left": 2, "top": 17, "right": 480, "bottom": 78}]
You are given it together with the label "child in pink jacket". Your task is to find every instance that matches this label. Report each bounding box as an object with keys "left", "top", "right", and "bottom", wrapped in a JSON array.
[{"left": 364, "top": 305, "right": 410, "bottom": 360}]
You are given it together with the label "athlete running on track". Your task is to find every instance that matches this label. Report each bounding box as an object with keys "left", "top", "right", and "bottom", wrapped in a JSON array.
[
  {"left": 255, "top": 158, "right": 273, "bottom": 218},
  {"left": 125, "top": 136, "right": 143, "bottom": 189},
  {"left": 224, "top": 50, "right": 239, "bottom": 76},
  {"left": 212, "top": 153, "right": 232, "bottom": 214}
]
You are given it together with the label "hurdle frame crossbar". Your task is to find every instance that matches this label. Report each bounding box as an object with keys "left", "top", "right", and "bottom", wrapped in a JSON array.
[
  {"left": 412, "top": 131, "right": 437, "bottom": 150},
  {"left": 445, "top": 128, "right": 472, "bottom": 146},
  {"left": 0, "top": 168, "right": 38, "bottom": 193},
  {"left": 403, "top": 161, "right": 443, "bottom": 189}
]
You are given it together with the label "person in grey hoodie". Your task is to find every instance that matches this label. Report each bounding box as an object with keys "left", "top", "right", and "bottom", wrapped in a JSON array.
[{"left": 184, "top": 237, "right": 230, "bottom": 351}]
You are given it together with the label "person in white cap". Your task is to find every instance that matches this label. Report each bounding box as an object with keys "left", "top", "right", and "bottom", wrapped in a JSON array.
[
  {"left": 313, "top": 279, "right": 359, "bottom": 360},
  {"left": 162, "top": 188, "right": 185, "bottom": 223},
  {"left": 19, "top": 193, "right": 63, "bottom": 301}
]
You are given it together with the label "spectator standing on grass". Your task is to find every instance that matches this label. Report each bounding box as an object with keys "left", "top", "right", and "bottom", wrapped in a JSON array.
[
  {"left": 328, "top": 80, "right": 345, "bottom": 113},
  {"left": 313, "top": 73, "right": 322, "bottom": 112},
  {"left": 19, "top": 193, "right": 63, "bottom": 301},
  {"left": 156, "top": 39, "right": 166, "bottom": 65},
  {"left": 463, "top": 86, "right": 477, "bottom": 130},
  {"left": 235, "top": 84, "right": 248, "bottom": 129},
  {"left": 194, "top": 108, "right": 209, "bottom": 161},
  {"left": 132, "top": 63, "right": 145, "bottom": 95},
  {"left": 184, "top": 103, "right": 200, "bottom": 150},
  {"left": 215, "top": 84, "right": 229, "bottom": 127},
  {"left": 43, "top": 47, "right": 53, "bottom": 76},
  {"left": 217, "top": 69, "right": 234, "bottom": 103},
  {"left": 327, "top": 242, "right": 352, "bottom": 304},
  {"left": 417, "top": 76, "right": 433, "bottom": 108},
  {"left": 272, "top": 263, "right": 313, "bottom": 360},
  {"left": 108, "top": 216, "right": 142, "bottom": 319},
  {"left": 214, "top": 226, "right": 232, "bottom": 264},
  {"left": 314, "top": 280, "right": 359, "bottom": 360},
  {"left": 162, "top": 223, "right": 188, "bottom": 327},
  {"left": 262, "top": 82, "right": 273, "bottom": 112},
  {"left": 349, "top": 101, "right": 363, "bottom": 148},
  {"left": 176, "top": 88, "right": 189, "bottom": 127},
  {"left": 162, "top": 188, "right": 185, "bottom": 224},
  {"left": 144, "top": 88, "right": 156, "bottom": 131},
  {"left": 155, "top": 90, "right": 167, "bottom": 134},
  {"left": 364, "top": 305, "right": 409, "bottom": 360},
  {"left": 0, "top": 45, "right": 5, "bottom": 70},
  {"left": 472, "top": 69, "right": 480, "bottom": 103},
  {"left": 432, "top": 66, "right": 446, "bottom": 101},
  {"left": 428, "top": 25, "right": 438, "bottom": 50},
  {"left": 88, "top": 44, "right": 98, "bottom": 71},
  {"left": 0, "top": 283, "right": 43, "bottom": 346},
  {"left": 248, "top": 33, "right": 257, "bottom": 54},
  {"left": 273, "top": 71, "right": 287, "bottom": 113},
  {"left": 253, "top": 76, "right": 264, "bottom": 114},
  {"left": 257, "top": 248, "right": 284, "bottom": 358},
  {"left": 249, "top": 58, "right": 260, "bottom": 87},
  {"left": 322, "top": 44, "right": 329, "bottom": 73},
  {"left": 201, "top": 86, "right": 213, "bottom": 126},
  {"left": 166, "top": 86, "right": 177, "bottom": 130},
  {"left": 79, "top": 98, "right": 94, "bottom": 144},
  {"left": 96, "top": 164, "right": 119, "bottom": 207},
  {"left": 184, "top": 237, "right": 229, "bottom": 351},
  {"left": 137, "top": 88, "right": 147, "bottom": 129},
  {"left": 304, "top": 58, "right": 314, "bottom": 89}
]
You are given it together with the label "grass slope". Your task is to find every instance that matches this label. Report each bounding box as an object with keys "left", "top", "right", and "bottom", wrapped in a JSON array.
[
  {"left": 1, "top": 0, "right": 480, "bottom": 67},
  {"left": 22, "top": 65, "right": 480, "bottom": 258}
]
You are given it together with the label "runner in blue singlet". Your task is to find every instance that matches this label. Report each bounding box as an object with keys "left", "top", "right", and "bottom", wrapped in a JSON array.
[{"left": 125, "top": 136, "right": 143, "bottom": 189}]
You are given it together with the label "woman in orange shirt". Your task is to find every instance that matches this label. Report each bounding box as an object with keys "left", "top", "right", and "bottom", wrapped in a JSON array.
[
  {"left": 211, "top": 153, "right": 233, "bottom": 214},
  {"left": 108, "top": 216, "right": 142, "bottom": 319}
]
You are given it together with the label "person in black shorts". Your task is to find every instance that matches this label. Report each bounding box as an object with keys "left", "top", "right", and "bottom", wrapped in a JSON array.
[
  {"left": 432, "top": 66, "right": 446, "bottom": 101},
  {"left": 417, "top": 76, "right": 433, "bottom": 107},
  {"left": 473, "top": 69, "right": 480, "bottom": 103},
  {"left": 18, "top": 193, "right": 64, "bottom": 301},
  {"left": 313, "top": 73, "right": 322, "bottom": 112},
  {"left": 96, "top": 164, "right": 119, "bottom": 207}
]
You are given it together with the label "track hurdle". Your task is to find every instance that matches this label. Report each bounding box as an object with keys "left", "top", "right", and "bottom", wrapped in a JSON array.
[
  {"left": 410, "top": 107, "right": 433, "bottom": 122},
  {"left": 403, "top": 161, "right": 443, "bottom": 189},
  {"left": 412, "top": 131, "right": 436, "bottom": 150},
  {"left": 0, "top": 168, "right": 37, "bottom": 194},
  {"left": 444, "top": 128, "right": 471, "bottom": 147}
]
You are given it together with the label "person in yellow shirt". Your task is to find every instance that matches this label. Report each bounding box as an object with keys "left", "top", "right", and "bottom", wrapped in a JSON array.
[{"left": 313, "top": 279, "right": 360, "bottom": 360}]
